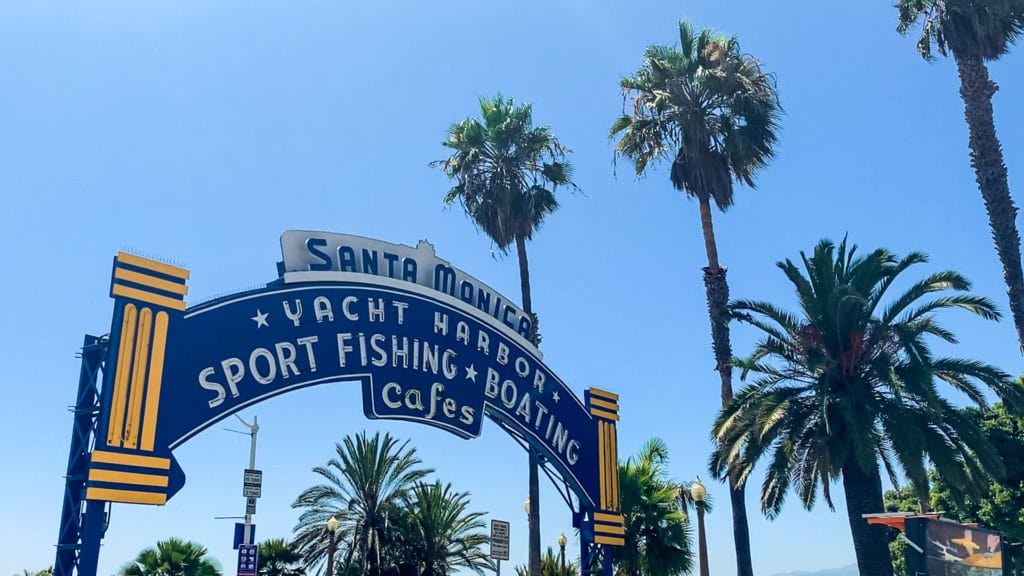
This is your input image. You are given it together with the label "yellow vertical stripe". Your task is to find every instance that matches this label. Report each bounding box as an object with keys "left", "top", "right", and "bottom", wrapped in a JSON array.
[
  {"left": 598, "top": 420, "right": 606, "bottom": 504},
  {"left": 604, "top": 422, "right": 614, "bottom": 509},
  {"left": 124, "top": 308, "right": 153, "bottom": 449},
  {"left": 602, "top": 422, "right": 610, "bottom": 506},
  {"left": 107, "top": 305, "right": 137, "bottom": 447},
  {"left": 610, "top": 423, "right": 619, "bottom": 509},
  {"left": 141, "top": 311, "right": 169, "bottom": 452},
  {"left": 598, "top": 420, "right": 607, "bottom": 510},
  {"left": 601, "top": 422, "right": 609, "bottom": 510}
]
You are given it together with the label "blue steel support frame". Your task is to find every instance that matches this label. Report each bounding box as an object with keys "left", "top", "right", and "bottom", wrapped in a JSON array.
[{"left": 54, "top": 335, "right": 108, "bottom": 576}]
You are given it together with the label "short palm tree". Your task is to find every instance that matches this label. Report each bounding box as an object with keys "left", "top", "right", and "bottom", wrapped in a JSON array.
[
  {"left": 613, "top": 438, "right": 692, "bottom": 576},
  {"left": 436, "top": 94, "right": 577, "bottom": 576},
  {"left": 118, "top": 538, "right": 221, "bottom": 576},
  {"left": 711, "top": 237, "right": 1024, "bottom": 576},
  {"left": 257, "top": 539, "right": 303, "bottom": 576},
  {"left": 897, "top": 0, "right": 1024, "bottom": 352},
  {"left": 292, "top": 432, "right": 432, "bottom": 576},
  {"left": 402, "top": 481, "right": 492, "bottom": 576},
  {"left": 514, "top": 547, "right": 580, "bottom": 576},
  {"left": 610, "top": 20, "right": 780, "bottom": 576}
]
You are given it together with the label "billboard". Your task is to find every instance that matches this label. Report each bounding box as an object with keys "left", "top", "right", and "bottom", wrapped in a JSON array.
[{"left": 913, "top": 519, "right": 1005, "bottom": 575}]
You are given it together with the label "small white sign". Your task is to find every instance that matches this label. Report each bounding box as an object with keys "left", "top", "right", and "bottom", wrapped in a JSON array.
[
  {"left": 243, "top": 469, "right": 262, "bottom": 498},
  {"left": 246, "top": 497, "right": 257, "bottom": 515},
  {"left": 490, "top": 519, "right": 510, "bottom": 561}
]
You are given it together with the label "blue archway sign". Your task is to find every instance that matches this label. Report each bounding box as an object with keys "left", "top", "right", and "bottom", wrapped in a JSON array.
[{"left": 55, "top": 232, "right": 624, "bottom": 576}]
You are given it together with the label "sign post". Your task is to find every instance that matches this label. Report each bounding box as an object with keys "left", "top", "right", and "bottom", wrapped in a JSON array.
[
  {"left": 490, "top": 519, "right": 510, "bottom": 576},
  {"left": 237, "top": 415, "right": 260, "bottom": 547}
]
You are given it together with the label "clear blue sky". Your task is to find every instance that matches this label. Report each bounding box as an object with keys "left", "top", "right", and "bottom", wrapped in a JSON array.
[{"left": 1, "top": 2, "right": 1022, "bottom": 575}]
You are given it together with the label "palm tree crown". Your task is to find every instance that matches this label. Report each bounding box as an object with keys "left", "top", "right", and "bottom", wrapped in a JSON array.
[
  {"left": 611, "top": 20, "right": 780, "bottom": 208},
  {"left": 898, "top": 0, "right": 1024, "bottom": 60},
  {"left": 118, "top": 538, "right": 221, "bottom": 576},
  {"left": 257, "top": 539, "right": 303, "bottom": 576},
  {"left": 292, "top": 432, "right": 432, "bottom": 576},
  {"left": 402, "top": 481, "right": 492, "bottom": 576},
  {"left": 514, "top": 547, "right": 580, "bottom": 576},
  {"left": 436, "top": 95, "right": 576, "bottom": 254},
  {"left": 711, "top": 237, "right": 1024, "bottom": 576}
]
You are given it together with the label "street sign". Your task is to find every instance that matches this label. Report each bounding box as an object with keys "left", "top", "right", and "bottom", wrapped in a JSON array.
[
  {"left": 243, "top": 469, "right": 262, "bottom": 498},
  {"left": 490, "top": 519, "right": 510, "bottom": 561},
  {"left": 246, "top": 497, "right": 256, "bottom": 515},
  {"left": 233, "top": 523, "right": 256, "bottom": 549},
  {"left": 236, "top": 543, "right": 257, "bottom": 576}
]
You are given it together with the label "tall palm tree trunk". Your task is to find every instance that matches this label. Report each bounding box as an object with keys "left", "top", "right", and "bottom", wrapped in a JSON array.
[
  {"left": 840, "top": 459, "right": 893, "bottom": 576},
  {"left": 955, "top": 53, "right": 1024, "bottom": 353},
  {"left": 516, "top": 234, "right": 542, "bottom": 576},
  {"left": 697, "top": 196, "right": 753, "bottom": 576}
]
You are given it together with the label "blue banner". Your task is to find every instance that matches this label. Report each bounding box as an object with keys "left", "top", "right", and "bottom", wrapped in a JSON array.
[{"left": 163, "top": 278, "right": 598, "bottom": 505}]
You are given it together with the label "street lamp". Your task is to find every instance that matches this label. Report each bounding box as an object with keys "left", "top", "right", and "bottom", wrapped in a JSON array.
[
  {"left": 690, "top": 478, "right": 709, "bottom": 576},
  {"left": 326, "top": 516, "right": 340, "bottom": 576},
  {"left": 557, "top": 533, "right": 567, "bottom": 576},
  {"left": 524, "top": 497, "right": 531, "bottom": 520}
]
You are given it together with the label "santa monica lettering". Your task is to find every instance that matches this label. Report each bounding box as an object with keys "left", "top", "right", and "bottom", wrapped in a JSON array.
[{"left": 279, "top": 231, "right": 534, "bottom": 341}]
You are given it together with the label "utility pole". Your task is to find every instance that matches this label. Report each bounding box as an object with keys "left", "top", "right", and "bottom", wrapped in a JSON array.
[{"left": 237, "top": 414, "right": 259, "bottom": 546}]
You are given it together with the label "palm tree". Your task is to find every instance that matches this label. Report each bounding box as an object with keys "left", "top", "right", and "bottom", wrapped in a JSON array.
[
  {"left": 613, "top": 438, "right": 692, "bottom": 576},
  {"left": 514, "top": 547, "right": 580, "bottom": 576},
  {"left": 436, "top": 94, "right": 577, "bottom": 576},
  {"left": 292, "top": 431, "right": 432, "bottom": 576},
  {"left": 710, "top": 237, "right": 1024, "bottom": 576},
  {"left": 257, "top": 539, "right": 303, "bottom": 576},
  {"left": 610, "top": 20, "right": 780, "bottom": 576},
  {"left": 117, "top": 538, "right": 221, "bottom": 576},
  {"left": 402, "top": 481, "right": 493, "bottom": 576},
  {"left": 898, "top": 0, "right": 1024, "bottom": 352}
]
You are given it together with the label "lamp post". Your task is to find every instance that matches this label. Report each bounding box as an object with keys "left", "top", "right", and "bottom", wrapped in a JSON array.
[
  {"left": 235, "top": 414, "right": 258, "bottom": 546},
  {"left": 690, "top": 478, "right": 709, "bottom": 576},
  {"left": 326, "top": 516, "right": 339, "bottom": 576},
  {"left": 558, "top": 533, "right": 567, "bottom": 576}
]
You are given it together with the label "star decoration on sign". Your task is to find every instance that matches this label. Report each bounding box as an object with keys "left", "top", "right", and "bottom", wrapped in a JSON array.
[
  {"left": 551, "top": 389, "right": 560, "bottom": 403},
  {"left": 465, "top": 364, "right": 478, "bottom": 383},
  {"left": 251, "top": 309, "right": 269, "bottom": 329}
]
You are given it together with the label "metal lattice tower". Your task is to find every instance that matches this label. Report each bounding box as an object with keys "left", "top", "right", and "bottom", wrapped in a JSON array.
[{"left": 54, "top": 335, "right": 109, "bottom": 576}]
